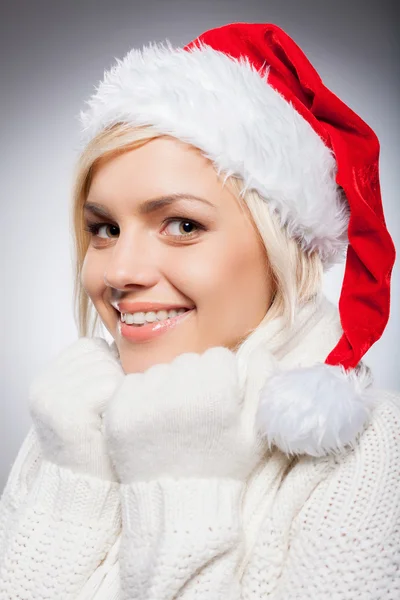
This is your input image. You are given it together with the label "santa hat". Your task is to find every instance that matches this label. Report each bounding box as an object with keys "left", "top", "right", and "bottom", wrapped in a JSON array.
[{"left": 80, "top": 23, "right": 396, "bottom": 457}]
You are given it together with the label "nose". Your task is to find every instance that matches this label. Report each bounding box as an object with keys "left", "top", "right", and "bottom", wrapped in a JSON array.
[{"left": 103, "top": 229, "right": 160, "bottom": 291}]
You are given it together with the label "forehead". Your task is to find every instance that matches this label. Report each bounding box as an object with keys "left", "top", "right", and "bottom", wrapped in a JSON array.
[{"left": 88, "top": 136, "right": 222, "bottom": 203}]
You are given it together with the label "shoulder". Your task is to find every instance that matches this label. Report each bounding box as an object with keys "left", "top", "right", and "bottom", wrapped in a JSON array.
[
  {"left": 289, "top": 389, "right": 400, "bottom": 536},
  {"left": 369, "top": 386, "right": 400, "bottom": 417},
  {"left": 320, "top": 389, "right": 399, "bottom": 529},
  {"left": 330, "top": 388, "right": 400, "bottom": 487},
  {"left": 273, "top": 391, "right": 400, "bottom": 599},
  {"left": 354, "top": 388, "right": 400, "bottom": 461}
]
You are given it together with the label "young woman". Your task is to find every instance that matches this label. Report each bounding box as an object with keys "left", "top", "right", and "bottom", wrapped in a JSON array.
[{"left": 0, "top": 22, "right": 398, "bottom": 600}]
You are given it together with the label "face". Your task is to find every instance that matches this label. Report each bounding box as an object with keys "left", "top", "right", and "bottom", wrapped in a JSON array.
[{"left": 81, "top": 136, "right": 274, "bottom": 374}]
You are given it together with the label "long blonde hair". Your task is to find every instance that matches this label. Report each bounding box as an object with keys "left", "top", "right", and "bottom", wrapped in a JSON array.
[{"left": 71, "top": 124, "right": 323, "bottom": 339}]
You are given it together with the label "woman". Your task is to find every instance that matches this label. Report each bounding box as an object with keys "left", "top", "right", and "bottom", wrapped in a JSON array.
[{"left": 0, "top": 22, "right": 399, "bottom": 600}]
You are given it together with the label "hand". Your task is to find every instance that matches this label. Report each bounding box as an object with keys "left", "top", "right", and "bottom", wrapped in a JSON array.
[
  {"left": 29, "top": 337, "right": 125, "bottom": 481},
  {"left": 104, "top": 346, "right": 266, "bottom": 483}
]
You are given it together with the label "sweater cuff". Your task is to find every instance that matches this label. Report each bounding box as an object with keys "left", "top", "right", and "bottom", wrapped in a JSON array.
[
  {"left": 120, "top": 478, "right": 244, "bottom": 537},
  {"left": 29, "top": 459, "right": 121, "bottom": 526}
]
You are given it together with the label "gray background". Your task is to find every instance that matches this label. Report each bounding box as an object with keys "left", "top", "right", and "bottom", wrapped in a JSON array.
[{"left": 1, "top": 0, "right": 399, "bottom": 490}]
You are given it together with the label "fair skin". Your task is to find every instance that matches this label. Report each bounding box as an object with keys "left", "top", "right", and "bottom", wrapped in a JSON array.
[{"left": 81, "top": 136, "right": 274, "bottom": 374}]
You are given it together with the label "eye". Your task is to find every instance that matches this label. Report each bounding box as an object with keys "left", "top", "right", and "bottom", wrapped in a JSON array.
[
  {"left": 162, "top": 218, "right": 203, "bottom": 238},
  {"left": 84, "top": 222, "right": 119, "bottom": 239}
]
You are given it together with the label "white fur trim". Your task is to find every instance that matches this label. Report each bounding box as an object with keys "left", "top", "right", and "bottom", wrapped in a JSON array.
[
  {"left": 80, "top": 41, "right": 349, "bottom": 267},
  {"left": 257, "top": 363, "right": 375, "bottom": 456}
]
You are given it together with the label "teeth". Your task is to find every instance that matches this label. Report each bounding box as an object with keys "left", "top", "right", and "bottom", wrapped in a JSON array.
[
  {"left": 122, "top": 308, "right": 188, "bottom": 325},
  {"left": 144, "top": 311, "right": 157, "bottom": 323},
  {"left": 156, "top": 310, "right": 168, "bottom": 321}
]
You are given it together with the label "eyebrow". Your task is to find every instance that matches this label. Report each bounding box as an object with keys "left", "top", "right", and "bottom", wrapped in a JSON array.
[{"left": 83, "top": 193, "right": 215, "bottom": 219}]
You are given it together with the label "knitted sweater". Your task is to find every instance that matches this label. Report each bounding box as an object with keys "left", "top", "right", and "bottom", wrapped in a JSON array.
[{"left": 0, "top": 296, "right": 399, "bottom": 599}]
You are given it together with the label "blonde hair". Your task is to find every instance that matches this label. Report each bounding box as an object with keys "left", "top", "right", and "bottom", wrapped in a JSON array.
[{"left": 71, "top": 124, "right": 323, "bottom": 339}]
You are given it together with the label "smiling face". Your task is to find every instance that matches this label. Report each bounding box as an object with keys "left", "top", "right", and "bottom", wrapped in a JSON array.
[{"left": 81, "top": 136, "right": 274, "bottom": 373}]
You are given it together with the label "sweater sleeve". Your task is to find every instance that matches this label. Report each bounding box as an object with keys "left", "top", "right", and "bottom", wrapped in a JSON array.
[
  {"left": 0, "top": 427, "right": 42, "bottom": 560},
  {"left": 275, "top": 391, "right": 400, "bottom": 600},
  {"left": 118, "top": 477, "right": 245, "bottom": 599},
  {"left": 0, "top": 441, "right": 122, "bottom": 599}
]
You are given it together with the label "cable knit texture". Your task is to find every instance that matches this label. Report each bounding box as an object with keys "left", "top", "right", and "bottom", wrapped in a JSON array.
[
  {"left": 0, "top": 295, "right": 399, "bottom": 599},
  {"left": 0, "top": 460, "right": 121, "bottom": 599}
]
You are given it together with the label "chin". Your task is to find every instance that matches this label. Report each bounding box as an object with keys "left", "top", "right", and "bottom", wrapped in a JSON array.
[{"left": 117, "top": 343, "right": 191, "bottom": 374}]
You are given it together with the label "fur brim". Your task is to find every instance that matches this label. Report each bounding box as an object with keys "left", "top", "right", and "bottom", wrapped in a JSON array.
[{"left": 80, "top": 41, "right": 349, "bottom": 267}]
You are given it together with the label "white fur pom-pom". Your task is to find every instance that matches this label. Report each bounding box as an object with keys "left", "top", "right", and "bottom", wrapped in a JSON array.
[{"left": 256, "top": 363, "right": 375, "bottom": 457}]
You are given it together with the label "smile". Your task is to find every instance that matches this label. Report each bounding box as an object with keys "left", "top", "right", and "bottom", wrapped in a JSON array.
[{"left": 121, "top": 307, "right": 188, "bottom": 326}]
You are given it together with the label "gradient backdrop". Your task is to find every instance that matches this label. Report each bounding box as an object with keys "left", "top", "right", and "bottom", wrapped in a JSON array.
[{"left": 1, "top": 0, "right": 399, "bottom": 490}]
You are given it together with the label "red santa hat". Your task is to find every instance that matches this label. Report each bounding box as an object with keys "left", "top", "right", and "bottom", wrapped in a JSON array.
[{"left": 80, "top": 23, "right": 396, "bottom": 457}]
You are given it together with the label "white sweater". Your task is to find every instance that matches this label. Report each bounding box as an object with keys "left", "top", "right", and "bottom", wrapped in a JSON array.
[{"left": 0, "top": 296, "right": 399, "bottom": 599}]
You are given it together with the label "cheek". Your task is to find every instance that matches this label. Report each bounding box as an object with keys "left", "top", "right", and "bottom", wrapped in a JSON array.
[
  {"left": 80, "top": 252, "right": 103, "bottom": 301},
  {"left": 214, "top": 239, "right": 270, "bottom": 311},
  {"left": 163, "top": 232, "right": 270, "bottom": 316}
]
